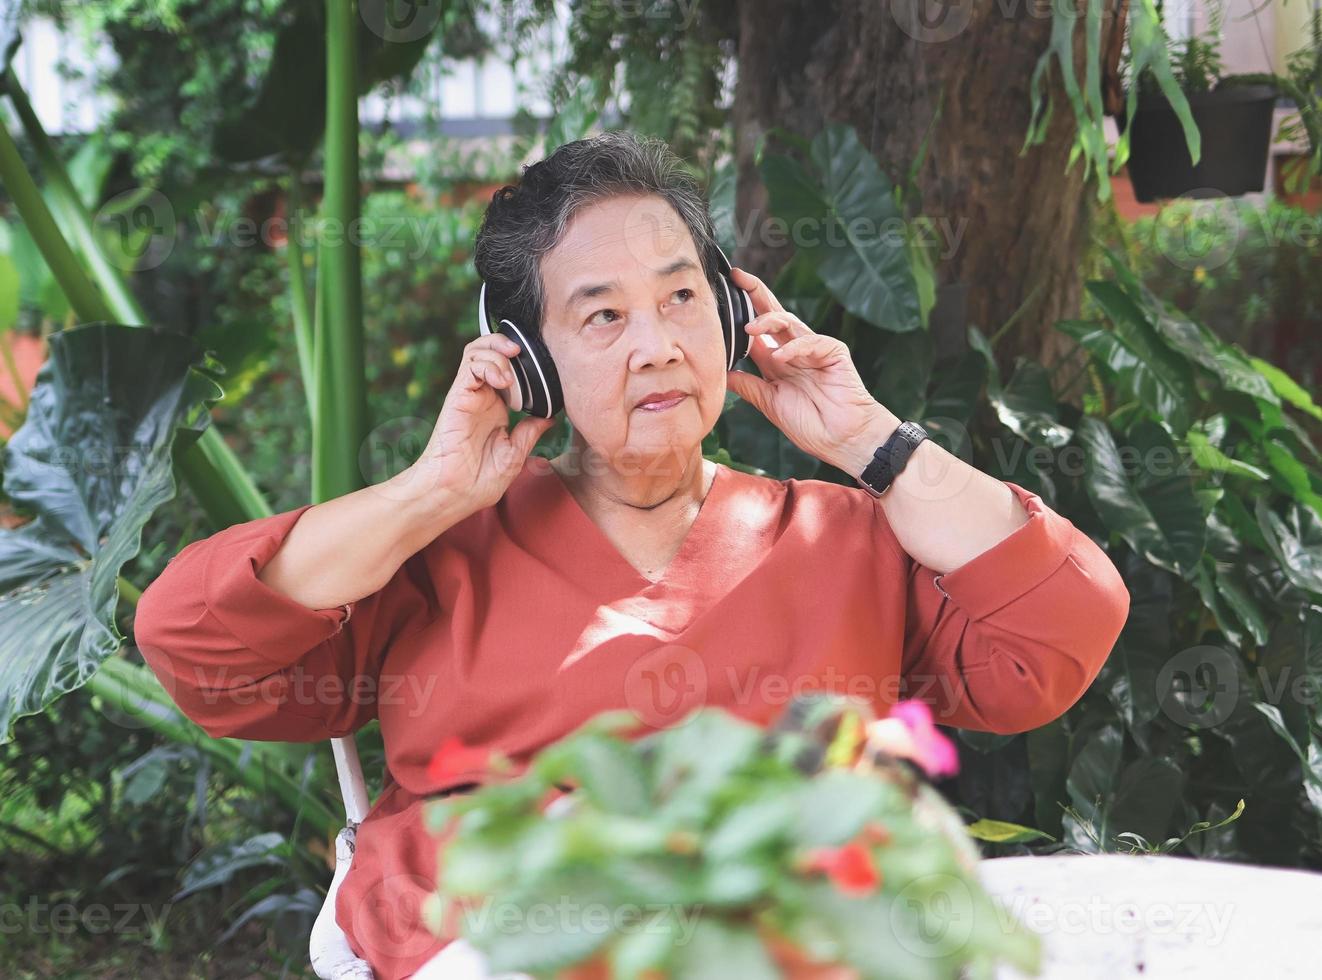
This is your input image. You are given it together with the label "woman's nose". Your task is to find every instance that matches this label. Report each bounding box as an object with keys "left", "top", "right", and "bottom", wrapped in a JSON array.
[{"left": 630, "top": 315, "right": 685, "bottom": 370}]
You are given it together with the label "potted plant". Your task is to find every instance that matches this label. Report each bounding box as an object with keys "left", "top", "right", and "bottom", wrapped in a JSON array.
[
  {"left": 1122, "top": 1, "right": 1283, "bottom": 201},
  {"left": 420, "top": 694, "right": 1042, "bottom": 979}
]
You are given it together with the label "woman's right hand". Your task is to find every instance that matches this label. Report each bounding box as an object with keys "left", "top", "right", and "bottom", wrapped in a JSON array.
[{"left": 396, "top": 334, "right": 557, "bottom": 516}]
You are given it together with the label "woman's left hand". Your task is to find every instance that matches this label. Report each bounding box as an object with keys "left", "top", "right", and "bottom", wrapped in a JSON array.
[{"left": 725, "top": 267, "right": 900, "bottom": 476}]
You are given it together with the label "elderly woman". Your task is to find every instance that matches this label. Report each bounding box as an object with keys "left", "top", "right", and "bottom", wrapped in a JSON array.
[{"left": 134, "top": 131, "right": 1130, "bottom": 979}]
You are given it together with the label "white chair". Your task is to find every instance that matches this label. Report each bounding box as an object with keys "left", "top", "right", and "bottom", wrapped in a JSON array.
[
  {"left": 308, "top": 735, "right": 553, "bottom": 980},
  {"left": 308, "top": 735, "right": 376, "bottom": 980}
]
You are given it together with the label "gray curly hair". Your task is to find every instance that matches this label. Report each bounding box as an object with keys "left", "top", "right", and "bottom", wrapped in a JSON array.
[{"left": 473, "top": 130, "right": 722, "bottom": 337}]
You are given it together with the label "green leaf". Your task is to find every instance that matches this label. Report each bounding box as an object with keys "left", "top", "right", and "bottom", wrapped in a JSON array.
[
  {"left": 1064, "top": 725, "right": 1124, "bottom": 851},
  {"left": 704, "top": 792, "right": 796, "bottom": 860},
  {"left": 609, "top": 914, "right": 680, "bottom": 980},
  {"left": 1215, "top": 564, "right": 1269, "bottom": 647},
  {"left": 174, "top": 833, "right": 286, "bottom": 901},
  {"left": 1255, "top": 499, "right": 1322, "bottom": 596},
  {"left": 760, "top": 124, "right": 921, "bottom": 332},
  {"left": 544, "top": 76, "right": 604, "bottom": 154},
  {"left": 1262, "top": 441, "right": 1322, "bottom": 513},
  {"left": 1185, "top": 430, "right": 1270, "bottom": 481},
  {"left": 669, "top": 918, "right": 780, "bottom": 980},
  {"left": 1249, "top": 356, "right": 1322, "bottom": 421},
  {"left": 1082, "top": 281, "right": 1197, "bottom": 432},
  {"left": 707, "top": 157, "right": 738, "bottom": 259},
  {"left": 791, "top": 770, "right": 899, "bottom": 848},
  {"left": 989, "top": 358, "right": 1072, "bottom": 448},
  {"left": 542, "top": 733, "right": 652, "bottom": 817},
  {"left": 651, "top": 709, "right": 766, "bottom": 823},
  {"left": 965, "top": 819, "right": 1053, "bottom": 844},
  {"left": 0, "top": 323, "right": 222, "bottom": 744},
  {"left": 468, "top": 866, "right": 620, "bottom": 975},
  {"left": 1075, "top": 416, "right": 1206, "bottom": 574}
]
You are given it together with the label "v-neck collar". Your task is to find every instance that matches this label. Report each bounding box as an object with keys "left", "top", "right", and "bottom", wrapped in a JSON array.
[{"left": 513, "top": 455, "right": 729, "bottom": 596}]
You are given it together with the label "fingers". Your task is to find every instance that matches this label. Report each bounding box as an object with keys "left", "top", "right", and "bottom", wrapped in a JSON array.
[
  {"left": 746, "top": 310, "right": 814, "bottom": 349},
  {"left": 494, "top": 415, "right": 555, "bottom": 474},
  {"left": 469, "top": 333, "right": 522, "bottom": 358},
  {"left": 726, "top": 368, "right": 774, "bottom": 416},
  {"left": 731, "top": 266, "right": 785, "bottom": 316},
  {"left": 769, "top": 333, "right": 850, "bottom": 368},
  {"left": 460, "top": 335, "right": 522, "bottom": 393},
  {"left": 470, "top": 351, "right": 517, "bottom": 389}
]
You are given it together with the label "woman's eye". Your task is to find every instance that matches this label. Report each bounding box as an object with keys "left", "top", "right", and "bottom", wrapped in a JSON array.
[
  {"left": 587, "top": 309, "right": 621, "bottom": 327},
  {"left": 672, "top": 288, "right": 695, "bottom": 304}
]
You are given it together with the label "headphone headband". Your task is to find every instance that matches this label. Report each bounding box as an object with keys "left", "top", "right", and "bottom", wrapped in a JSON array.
[{"left": 475, "top": 240, "right": 753, "bottom": 417}]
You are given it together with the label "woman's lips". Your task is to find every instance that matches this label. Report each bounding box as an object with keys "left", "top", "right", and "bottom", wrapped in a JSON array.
[{"left": 636, "top": 394, "right": 687, "bottom": 412}]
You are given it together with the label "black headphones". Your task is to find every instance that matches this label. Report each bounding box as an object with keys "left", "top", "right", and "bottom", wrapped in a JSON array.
[{"left": 477, "top": 242, "right": 755, "bottom": 419}]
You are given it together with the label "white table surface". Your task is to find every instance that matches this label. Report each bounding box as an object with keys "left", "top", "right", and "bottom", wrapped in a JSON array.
[
  {"left": 976, "top": 853, "right": 1322, "bottom": 978},
  {"left": 415, "top": 852, "right": 1322, "bottom": 979}
]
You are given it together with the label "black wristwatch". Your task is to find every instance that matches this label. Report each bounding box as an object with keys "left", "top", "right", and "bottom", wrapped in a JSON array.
[{"left": 856, "top": 420, "right": 929, "bottom": 499}]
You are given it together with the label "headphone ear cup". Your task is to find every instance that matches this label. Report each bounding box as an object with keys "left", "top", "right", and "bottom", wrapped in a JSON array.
[
  {"left": 496, "top": 319, "right": 563, "bottom": 419},
  {"left": 731, "top": 280, "right": 754, "bottom": 363},
  {"left": 479, "top": 279, "right": 563, "bottom": 418},
  {"left": 709, "top": 243, "right": 753, "bottom": 369},
  {"left": 717, "top": 275, "right": 753, "bottom": 369}
]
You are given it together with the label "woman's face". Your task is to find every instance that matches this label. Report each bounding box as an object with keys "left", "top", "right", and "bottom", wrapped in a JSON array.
[{"left": 538, "top": 194, "right": 727, "bottom": 478}]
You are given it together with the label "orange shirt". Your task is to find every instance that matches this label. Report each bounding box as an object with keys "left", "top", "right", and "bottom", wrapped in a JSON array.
[{"left": 133, "top": 455, "right": 1130, "bottom": 978}]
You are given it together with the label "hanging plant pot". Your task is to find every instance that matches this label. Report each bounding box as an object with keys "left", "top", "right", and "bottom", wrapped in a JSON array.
[{"left": 1123, "top": 83, "right": 1278, "bottom": 202}]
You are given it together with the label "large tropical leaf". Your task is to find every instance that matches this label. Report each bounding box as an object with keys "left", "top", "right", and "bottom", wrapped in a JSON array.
[
  {"left": 0, "top": 322, "right": 221, "bottom": 743},
  {"left": 1081, "top": 284, "right": 1198, "bottom": 432},
  {"left": 760, "top": 124, "right": 921, "bottom": 332},
  {"left": 1075, "top": 416, "right": 1206, "bottom": 575},
  {"left": 1255, "top": 499, "right": 1322, "bottom": 596}
]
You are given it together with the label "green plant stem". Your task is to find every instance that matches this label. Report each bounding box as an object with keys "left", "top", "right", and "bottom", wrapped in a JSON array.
[
  {"left": 2, "top": 70, "right": 272, "bottom": 526},
  {"left": 0, "top": 114, "right": 112, "bottom": 322},
  {"left": 117, "top": 575, "right": 142, "bottom": 606},
  {"left": 314, "top": 0, "right": 369, "bottom": 504},
  {"left": 5, "top": 68, "right": 144, "bottom": 325},
  {"left": 286, "top": 168, "right": 317, "bottom": 423}
]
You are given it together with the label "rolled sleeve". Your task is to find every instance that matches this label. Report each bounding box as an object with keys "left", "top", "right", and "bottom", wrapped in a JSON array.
[
  {"left": 933, "top": 483, "right": 1076, "bottom": 621},
  {"left": 134, "top": 503, "right": 436, "bottom": 743},
  {"left": 900, "top": 482, "right": 1131, "bottom": 735},
  {"left": 202, "top": 504, "right": 352, "bottom": 671}
]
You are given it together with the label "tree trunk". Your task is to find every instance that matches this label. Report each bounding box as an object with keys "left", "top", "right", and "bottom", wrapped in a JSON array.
[{"left": 731, "top": 0, "right": 1117, "bottom": 378}]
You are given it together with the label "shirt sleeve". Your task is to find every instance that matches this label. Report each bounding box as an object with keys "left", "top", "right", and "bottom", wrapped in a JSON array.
[
  {"left": 894, "top": 481, "right": 1130, "bottom": 735},
  {"left": 132, "top": 504, "right": 438, "bottom": 743}
]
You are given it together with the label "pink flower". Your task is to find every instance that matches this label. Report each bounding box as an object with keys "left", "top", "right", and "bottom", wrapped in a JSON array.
[{"left": 866, "top": 699, "right": 960, "bottom": 779}]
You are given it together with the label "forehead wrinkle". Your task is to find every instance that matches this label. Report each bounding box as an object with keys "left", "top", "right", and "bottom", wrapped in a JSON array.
[{"left": 559, "top": 256, "right": 702, "bottom": 316}]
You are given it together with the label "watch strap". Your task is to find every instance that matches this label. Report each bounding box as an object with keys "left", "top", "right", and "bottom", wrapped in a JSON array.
[{"left": 857, "top": 420, "right": 929, "bottom": 498}]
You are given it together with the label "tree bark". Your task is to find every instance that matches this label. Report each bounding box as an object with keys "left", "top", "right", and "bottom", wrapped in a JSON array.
[{"left": 731, "top": 0, "right": 1118, "bottom": 377}]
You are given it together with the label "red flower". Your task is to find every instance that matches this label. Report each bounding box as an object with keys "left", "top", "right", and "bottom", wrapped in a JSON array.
[
  {"left": 427, "top": 735, "right": 493, "bottom": 785},
  {"left": 801, "top": 842, "right": 881, "bottom": 895}
]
